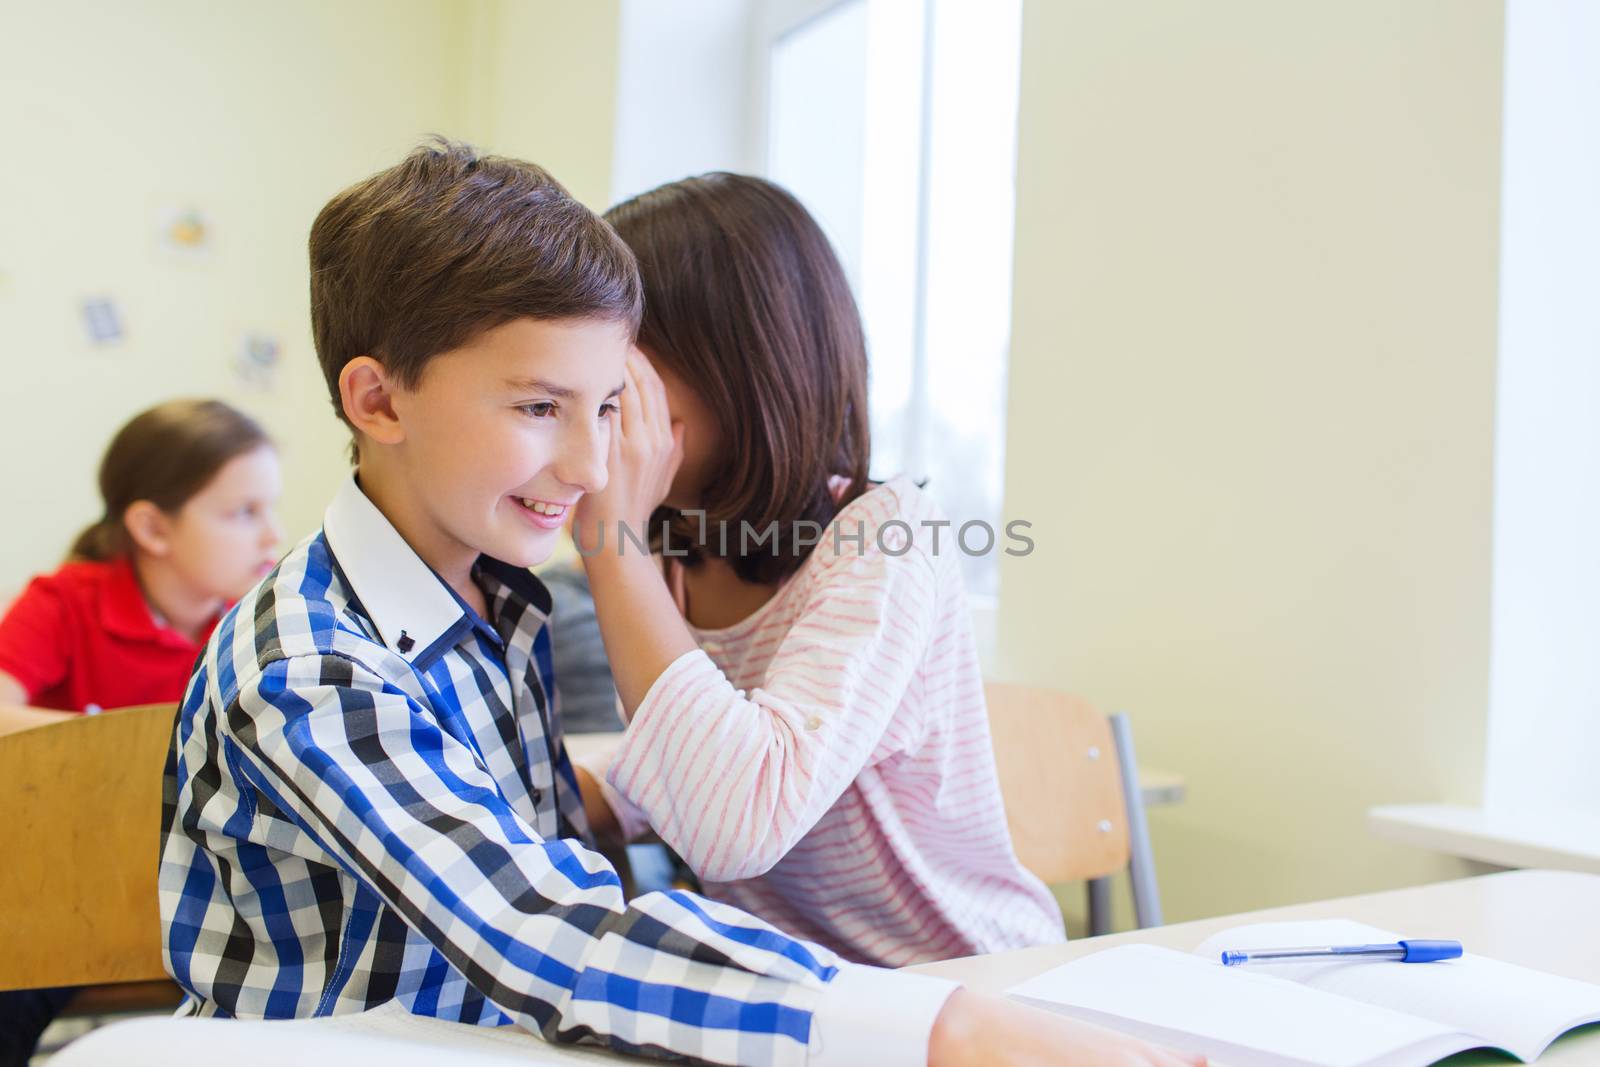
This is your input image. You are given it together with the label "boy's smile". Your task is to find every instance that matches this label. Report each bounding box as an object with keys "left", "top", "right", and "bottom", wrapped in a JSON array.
[
  {"left": 352, "top": 315, "right": 629, "bottom": 609},
  {"left": 511, "top": 494, "right": 578, "bottom": 529}
]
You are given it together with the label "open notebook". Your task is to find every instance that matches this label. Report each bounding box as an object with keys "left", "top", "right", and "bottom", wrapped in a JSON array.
[{"left": 1008, "top": 919, "right": 1600, "bottom": 1067}]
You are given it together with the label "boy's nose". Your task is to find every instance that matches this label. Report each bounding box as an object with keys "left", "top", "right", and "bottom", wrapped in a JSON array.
[{"left": 556, "top": 422, "right": 609, "bottom": 494}]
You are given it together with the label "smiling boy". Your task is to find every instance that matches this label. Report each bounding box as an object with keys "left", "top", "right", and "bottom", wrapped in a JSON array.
[
  {"left": 156, "top": 141, "right": 1199, "bottom": 1067},
  {"left": 162, "top": 140, "right": 943, "bottom": 1065}
]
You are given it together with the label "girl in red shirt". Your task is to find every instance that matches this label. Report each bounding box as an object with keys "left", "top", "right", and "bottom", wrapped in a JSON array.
[{"left": 0, "top": 398, "right": 282, "bottom": 737}]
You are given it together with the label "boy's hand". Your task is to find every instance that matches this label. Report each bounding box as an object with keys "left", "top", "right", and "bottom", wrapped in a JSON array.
[
  {"left": 573, "top": 763, "right": 623, "bottom": 845},
  {"left": 929, "top": 990, "right": 1205, "bottom": 1067},
  {"left": 575, "top": 349, "right": 683, "bottom": 553}
]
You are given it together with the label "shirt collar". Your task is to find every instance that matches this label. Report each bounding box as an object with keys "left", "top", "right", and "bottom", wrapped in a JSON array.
[
  {"left": 322, "top": 474, "right": 551, "bottom": 669},
  {"left": 323, "top": 474, "right": 478, "bottom": 667},
  {"left": 477, "top": 555, "right": 554, "bottom": 628}
]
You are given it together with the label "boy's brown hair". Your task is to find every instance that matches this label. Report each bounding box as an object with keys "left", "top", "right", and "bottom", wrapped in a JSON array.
[
  {"left": 605, "top": 173, "right": 872, "bottom": 585},
  {"left": 309, "top": 138, "right": 641, "bottom": 452}
]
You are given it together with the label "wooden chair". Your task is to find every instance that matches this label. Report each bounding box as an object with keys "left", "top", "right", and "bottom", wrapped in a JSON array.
[
  {"left": 0, "top": 704, "right": 184, "bottom": 1015},
  {"left": 985, "top": 681, "right": 1164, "bottom": 935}
]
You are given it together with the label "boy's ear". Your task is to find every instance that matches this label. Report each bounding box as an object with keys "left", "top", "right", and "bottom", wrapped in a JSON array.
[
  {"left": 123, "top": 500, "right": 171, "bottom": 558},
  {"left": 339, "top": 356, "right": 406, "bottom": 447}
]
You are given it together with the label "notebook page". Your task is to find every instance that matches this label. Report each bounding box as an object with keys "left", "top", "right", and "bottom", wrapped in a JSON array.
[
  {"left": 1007, "top": 943, "right": 1479, "bottom": 1067},
  {"left": 1196, "top": 920, "right": 1600, "bottom": 1062}
]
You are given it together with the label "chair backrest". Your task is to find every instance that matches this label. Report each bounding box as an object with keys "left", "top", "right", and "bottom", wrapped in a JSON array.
[
  {"left": 0, "top": 704, "right": 176, "bottom": 992},
  {"left": 985, "top": 681, "right": 1131, "bottom": 884}
]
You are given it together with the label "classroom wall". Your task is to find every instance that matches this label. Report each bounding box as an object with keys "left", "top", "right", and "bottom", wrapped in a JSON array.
[
  {"left": 2, "top": 0, "right": 1511, "bottom": 925},
  {"left": 458, "top": 0, "right": 622, "bottom": 210},
  {"left": 0, "top": 0, "right": 619, "bottom": 595},
  {"left": 996, "top": 0, "right": 1506, "bottom": 923}
]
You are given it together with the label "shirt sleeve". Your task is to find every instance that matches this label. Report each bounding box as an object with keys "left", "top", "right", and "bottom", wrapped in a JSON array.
[
  {"left": 226, "top": 650, "right": 946, "bottom": 1065},
  {"left": 606, "top": 527, "right": 939, "bottom": 883},
  {"left": 0, "top": 577, "right": 72, "bottom": 701}
]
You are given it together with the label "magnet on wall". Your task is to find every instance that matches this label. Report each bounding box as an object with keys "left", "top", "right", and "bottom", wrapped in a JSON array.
[
  {"left": 157, "top": 204, "right": 213, "bottom": 259},
  {"left": 234, "top": 330, "right": 281, "bottom": 389},
  {"left": 81, "top": 296, "right": 124, "bottom": 346}
]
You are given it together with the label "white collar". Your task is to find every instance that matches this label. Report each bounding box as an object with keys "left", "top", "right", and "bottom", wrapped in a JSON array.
[{"left": 322, "top": 474, "right": 469, "bottom": 666}]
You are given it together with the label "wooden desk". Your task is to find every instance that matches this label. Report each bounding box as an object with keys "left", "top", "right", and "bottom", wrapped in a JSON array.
[{"left": 908, "top": 869, "right": 1600, "bottom": 1064}]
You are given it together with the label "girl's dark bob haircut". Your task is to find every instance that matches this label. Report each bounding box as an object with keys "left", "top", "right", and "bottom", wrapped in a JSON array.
[{"left": 605, "top": 173, "right": 872, "bottom": 584}]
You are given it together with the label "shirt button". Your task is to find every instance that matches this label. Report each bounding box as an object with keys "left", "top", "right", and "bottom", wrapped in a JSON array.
[
  {"left": 806, "top": 716, "right": 822, "bottom": 732},
  {"left": 531, "top": 788, "right": 543, "bottom": 804}
]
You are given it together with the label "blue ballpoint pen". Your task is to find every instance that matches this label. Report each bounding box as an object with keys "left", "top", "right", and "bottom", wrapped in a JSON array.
[{"left": 1220, "top": 940, "right": 1463, "bottom": 966}]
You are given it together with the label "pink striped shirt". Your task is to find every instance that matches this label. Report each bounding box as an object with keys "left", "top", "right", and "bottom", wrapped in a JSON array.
[{"left": 599, "top": 476, "right": 1066, "bottom": 966}]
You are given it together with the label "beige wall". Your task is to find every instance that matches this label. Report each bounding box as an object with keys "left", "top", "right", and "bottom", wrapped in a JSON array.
[
  {"left": 997, "top": 0, "right": 1506, "bottom": 924},
  {"left": 2, "top": 0, "right": 1510, "bottom": 926},
  {"left": 461, "top": 0, "right": 621, "bottom": 211},
  {"left": 0, "top": 0, "right": 619, "bottom": 594}
]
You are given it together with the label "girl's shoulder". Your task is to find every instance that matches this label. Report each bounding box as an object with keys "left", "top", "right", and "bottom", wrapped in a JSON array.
[
  {"left": 0, "top": 557, "right": 130, "bottom": 637},
  {"left": 806, "top": 475, "right": 954, "bottom": 580},
  {"left": 14, "top": 556, "right": 126, "bottom": 601},
  {"left": 834, "top": 474, "right": 948, "bottom": 545}
]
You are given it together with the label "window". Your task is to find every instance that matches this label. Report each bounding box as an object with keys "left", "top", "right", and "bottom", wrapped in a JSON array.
[
  {"left": 610, "top": 0, "right": 1024, "bottom": 658},
  {"left": 759, "top": 0, "right": 1024, "bottom": 619},
  {"left": 1484, "top": 0, "right": 1600, "bottom": 817}
]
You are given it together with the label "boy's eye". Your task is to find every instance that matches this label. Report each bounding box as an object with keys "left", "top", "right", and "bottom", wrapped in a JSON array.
[
  {"left": 599, "top": 401, "right": 620, "bottom": 419},
  {"left": 520, "top": 402, "right": 557, "bottom": 418}
]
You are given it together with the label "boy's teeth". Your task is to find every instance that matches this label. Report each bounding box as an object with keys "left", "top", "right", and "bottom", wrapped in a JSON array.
[{"left": 521, "top": 498, "right": 565, "bottom": 516}]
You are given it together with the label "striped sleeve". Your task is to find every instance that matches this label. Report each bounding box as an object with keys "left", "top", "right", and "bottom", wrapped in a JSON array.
[
  {"left": 606, "top": 522, "right": 937, "bottom": 883},
  {"left": 224, "top": 650, "right": 848, "bottom": 1065}
]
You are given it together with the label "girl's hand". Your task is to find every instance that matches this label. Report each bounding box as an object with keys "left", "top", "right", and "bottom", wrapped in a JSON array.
[
  {"left": 929, "top": 991, "right": 1205, "bottom": 1067},
  {"left": 574, "top": 349, "right": 684, "bottom": 553}
]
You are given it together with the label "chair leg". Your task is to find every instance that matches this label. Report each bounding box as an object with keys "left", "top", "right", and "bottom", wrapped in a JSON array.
[
  {"left": 1086, "top": 876, "right": 1114, "bottom": 936},
  {"left": 1111, "top": 712, "right": 1164, "bottom": 929}
]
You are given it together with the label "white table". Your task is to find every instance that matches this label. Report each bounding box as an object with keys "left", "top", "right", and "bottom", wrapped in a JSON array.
[
  {"left": 909, "top": 868, "right": 1600, "bottom": 1064},
  {"left": 1370, "top": 803, "right": 1600, "bottom": 874},
  {"left": 57, "top": 871, "right": 1598, "bottom": 1065}
]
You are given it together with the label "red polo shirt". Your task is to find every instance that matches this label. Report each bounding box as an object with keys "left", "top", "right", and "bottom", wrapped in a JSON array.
[{"left": 0, "top": 555, "right": 218, "bottom": 713}]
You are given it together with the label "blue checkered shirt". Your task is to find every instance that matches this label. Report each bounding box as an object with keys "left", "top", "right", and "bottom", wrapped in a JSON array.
[{"left": 158, "top": 476, "right": 954, "bottom": 1066}]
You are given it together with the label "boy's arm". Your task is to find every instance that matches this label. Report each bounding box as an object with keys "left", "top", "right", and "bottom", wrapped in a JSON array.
[
  {"left": 572, "top": 761, "right": 621, "bottom": 842},
  {"left": 222, "top": 652, "right": 954, "bottom": 1066}
]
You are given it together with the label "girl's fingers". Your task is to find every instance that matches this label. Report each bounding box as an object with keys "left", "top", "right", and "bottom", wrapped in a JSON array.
[
  {"left": 667, "top": 421, "right": 686, "bottom": 475},
  {"left": 629, "top": 350, "right": 674, "bottom": 446},
  {"left": 603, "top": 395, "right": 624, "bottom": 472},
  {"left": 619, "top": 363, "right": 642, "bottom": 441}
]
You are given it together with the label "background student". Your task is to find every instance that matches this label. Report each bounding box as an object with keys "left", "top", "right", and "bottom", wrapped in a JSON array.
[
  {"left": 0, "top": 397, "right": 283, "bottom": 737},
  {"left": 0, "top": 396, "right": 281, "bottom": 1065},
  {"left": 576, "top": 173, "right": 1067, "bottom": 966}
]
